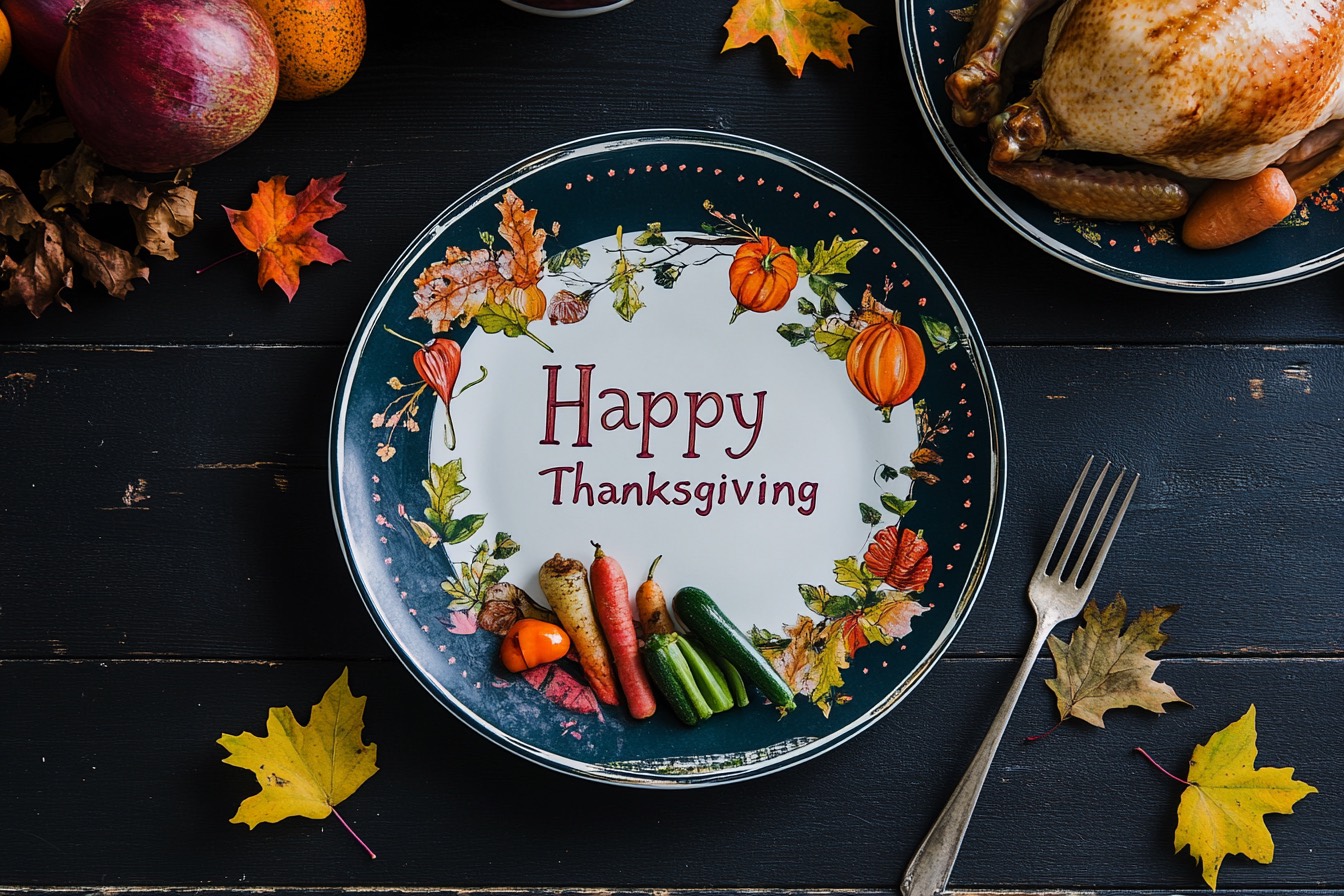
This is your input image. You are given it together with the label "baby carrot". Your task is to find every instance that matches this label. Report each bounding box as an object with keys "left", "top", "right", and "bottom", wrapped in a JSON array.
[
  {"left": 1182, "top": 167, "right": 1298, "bottom": 250},
  {"left": 590, "top": 543, "right": 658, "bottom": 720},
  {"left": 635, "top": 555, "right": 674, "bottom": 637},
  {"left": 537, "top": 553, "right": 619, "bottom": 706}
]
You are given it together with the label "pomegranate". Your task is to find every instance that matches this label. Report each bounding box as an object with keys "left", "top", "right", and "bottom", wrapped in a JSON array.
[
  {"left": 57, "top": 0, "right": 278, "bottom": 173},
  {"left": 0, "top": 0, "right": 72, "bottom": 76}
]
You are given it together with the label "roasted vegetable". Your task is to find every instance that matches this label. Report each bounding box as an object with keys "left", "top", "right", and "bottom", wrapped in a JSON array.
[
  {"left": 642, "top": 633, "right": 710, "bottom": 726},
  {"left": 672, "top": 586, "right": 796, "bottom": 711},
  {"left": 538, "top": 553, "right": 619, "bottom": 706},
  {"left": 590, "top": 543, "right": 658, "bottom": 719},
  {"left": 499, "top": 618, "right": 570, "bottom": 673}
]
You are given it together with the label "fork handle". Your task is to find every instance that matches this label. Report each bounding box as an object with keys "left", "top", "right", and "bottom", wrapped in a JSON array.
[{"left": 901, "top": 621, "right": 1055, "bottom": 896}]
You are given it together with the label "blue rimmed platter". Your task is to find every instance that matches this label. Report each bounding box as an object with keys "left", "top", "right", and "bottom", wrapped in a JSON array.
[
  {"left": 330, "top": 129, "right": 1005, "bottom": 787},
  {"left": 898, "top": 0, "right": 1344, "bottom": 292}
]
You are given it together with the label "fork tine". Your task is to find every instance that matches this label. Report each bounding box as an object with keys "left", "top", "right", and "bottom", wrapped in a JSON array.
[
  {"left": 1063, "top": 465, "right": 1125, "bottom": 586},
  {"left": 1076, "top": 470, "right": 1140, "bottom": 594},
  {"left": 1053, "top": 459, "right": 1111, "bottom": 580},
  {"left": 1032, "top": 455, "right": 1095, "bottom": 578}
]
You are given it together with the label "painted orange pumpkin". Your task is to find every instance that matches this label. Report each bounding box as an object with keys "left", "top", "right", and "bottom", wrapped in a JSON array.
[
  {"left": 845, "top": 316, "right": 926, "bottom": 421},
  {"left": 499, "top": 283, "right": 548, "bottom": 322},
  {"left": 728, "top": 235, "right": 799, "bottom": 318}
]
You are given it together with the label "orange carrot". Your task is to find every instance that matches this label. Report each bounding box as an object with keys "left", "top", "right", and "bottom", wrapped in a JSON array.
[
  {"left": 1182, "top": 167, "right": 1298, "bottom": 250},
  {"left": 635, "top": 555, "right": 674, "bottom": 637},
  {"left": 537, "top": 553, "right": 619, "bottom": 706},
  {"left": 589, "top": 543, "right": 658, "bottom": 720}
]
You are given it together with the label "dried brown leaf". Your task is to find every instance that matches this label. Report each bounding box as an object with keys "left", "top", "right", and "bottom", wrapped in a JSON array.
[
  {"left": 0, "top": 171, "right": 44, "bottom": 240},
  {"left": 2, "top": 219, "right": 73, "bottom": 316},
  {"left": 56, "top": 213, "right": 149, "bottom": 299},
  {"left": 40, "top": 143, "right": 103, "bottom": 213},
  {"left": 1045, "top": 594, "right": 1186, "bottom": 727}
]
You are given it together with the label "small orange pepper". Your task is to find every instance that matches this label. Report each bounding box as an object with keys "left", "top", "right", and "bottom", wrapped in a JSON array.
[{"left": 499, "top": 618, "right": 571, "bottom": 672}]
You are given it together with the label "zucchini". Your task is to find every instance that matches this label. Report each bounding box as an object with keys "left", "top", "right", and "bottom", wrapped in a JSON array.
[
  {"left": 678, "top": 636, "right": 734, "bottom": 713},
  {"left": 641, "top": 633, "right": 708, "bottom": 725},
  {"left": 672, "top": 586, "right": 796, "bottom": 711},
  {"left": 713, "top": 651, "right": 751, "bottom": 708}
]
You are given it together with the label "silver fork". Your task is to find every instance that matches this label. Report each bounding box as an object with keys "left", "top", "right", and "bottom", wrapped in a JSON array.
[{"left": 901, "top": 456, "right": 1139, "bottom": 896}]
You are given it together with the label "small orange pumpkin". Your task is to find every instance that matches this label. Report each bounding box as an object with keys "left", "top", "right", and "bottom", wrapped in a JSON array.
[
  {"left": 728, "top": 235, "right": 799, "bottom": 319},
  {"left": 845, "top": 315, "right": 926, "bottom": 421}
]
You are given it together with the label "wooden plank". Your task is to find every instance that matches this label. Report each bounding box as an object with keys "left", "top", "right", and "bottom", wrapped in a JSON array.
[
  {"left": 0, "top": 890, "right": 1333, "bottom": 896},
  {"left": 2, "top": 344, "right": 1341, "bottom": 659},
  {"left": 0, "top": 658, "right": 1336, "bottom": 890},
  {"left": 1, "top": 0, "right": 1342, "bottom": 346}
]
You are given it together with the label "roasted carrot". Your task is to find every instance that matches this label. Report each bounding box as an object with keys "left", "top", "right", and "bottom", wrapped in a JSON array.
[
  {"left": 537, "top": 553, "right": 619, "bottom": 706},
  {"left": 589, "top": 543, "right": 658, "bottom": 720},
  {"left": 635, "top": 555, "right": 674, "bottom": 637},
  {"left": 1182, "top": 167, "right": 1298, "bottom": 250}
]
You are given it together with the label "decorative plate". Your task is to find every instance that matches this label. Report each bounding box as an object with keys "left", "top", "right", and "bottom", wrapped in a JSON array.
[
  {"left": 898, "top": 1, "right": 1344, "bottom": 292},
  {"left": 330, "top": 130, "right": 1005, "bottom": 787}
]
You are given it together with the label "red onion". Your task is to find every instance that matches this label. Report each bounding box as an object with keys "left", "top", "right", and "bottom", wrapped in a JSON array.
[
  {"left": 56, "top": 0, "right": 278, "bottom": 173},
  {"left": 0, "top": 0, "right": 73, "bottom": 76}
]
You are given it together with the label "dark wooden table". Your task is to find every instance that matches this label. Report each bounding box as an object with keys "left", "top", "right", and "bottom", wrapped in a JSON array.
[{"left": 3, "top": 2, "right": 1340, "bottom": 894}]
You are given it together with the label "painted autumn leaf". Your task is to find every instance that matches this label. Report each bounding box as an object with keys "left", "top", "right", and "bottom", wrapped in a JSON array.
[
  {"left": 1171, "top": 705, "right": 1317, "bottom": 889},
  {"left": 494, "top": 189, "right": 548, "bottom": 290},
  {"left": 1045, "top": 594, "right": 1186, "bottom": 727},
  {"left": 722, "top": 0, "right": 872, "bottom": 77},
  {"left": 218, "top": 668, "right": 378, "bottom": 850},
  {"left": 225, "top": 173, "right": 348, "bottom": 301},
  {"left": 410, "top": 190, "right": 552, "bottom": 333}
]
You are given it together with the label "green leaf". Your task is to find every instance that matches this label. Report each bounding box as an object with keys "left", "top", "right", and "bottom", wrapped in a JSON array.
[
  {"left": 799, "top": 583, "right": 831, "bottom": 615},
  {"left": 441, "top": 539, "right": 507, "bottom": 610},
  {"left": 609, "top": 254, "right": 645, "bottom": 321},
  {"left": 442, "top": 513, "right": 487, "bottom": 545},
  {"left": 634, "top": 222, "right": 667, "bottom": 247},
  {"left": 748, "top": 625, "right": 787, "bottom": 648},
  {"left": 821, "top": 593, "right": 860, "bottom": 618},
  {"left": 818, "top": 295, "right": 840, "bottom": 318},
  {"left": 797, "top": 236, "right": 867, "bottom": 277},
  {"left": 777, "top": 322, "right": 814, "bottom": 347},
  {"left": 808, "top": 273, "right": 843, "bottom": 303},
  {"left": 653, "top": 263, "right": 680, "bottom": 288},
  {"left": 880, "top": 494, "right": 917, "bottom": 517},
  {"left": 796, "top": 296, "right": 817, "bottom": 316},
  {"left": 922, "top": 315, "right": 959, "bottom": 353},
  {"left": 492, "top": 532, "right": 521, "bottom": 559},
  {"left": 441, "top": 573, "right": 472, "bottom": 608},
  {"left": 834, "top": 556, "right": 881, "bottom": 596},
  {"left": 423, "top": 459, "right": 472, "bottom": 528},
  {"left": 859, "top": 502, "right": 883, "bottom": 525},
  {"left": 473, "top": 300, "right": 534, "bottom": 339},
  {"left": 877, "top": 463, "right": 901, "bottom": 481},
  {"left": 813, "top": 316, "right": 857, "bottom": 360},
  {"left": 544, "top": 246, "right": 591, "bottom": 273}
]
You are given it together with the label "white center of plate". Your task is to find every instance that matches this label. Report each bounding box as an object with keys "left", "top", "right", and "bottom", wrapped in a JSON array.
[{"left": 429, "top": 233, "right": 918, "bottom": 632}]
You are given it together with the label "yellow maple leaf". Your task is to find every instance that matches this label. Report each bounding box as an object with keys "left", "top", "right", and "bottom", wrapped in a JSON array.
[
  {"left": 218, "top": 669, "right": 379, "bottom": 853},
  {"left": 721, "top": 0, "right": 872, "bottom": 77},
  {"left": 1045, "top": 594, "right": 1186, "bottom": 727},
  {"left": 1173, "top": 705, "right": 1317, "bottom": 890}
]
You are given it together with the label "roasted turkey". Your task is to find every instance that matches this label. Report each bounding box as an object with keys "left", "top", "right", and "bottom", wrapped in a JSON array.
[{"left": 947, "top": 0, "right": 1344, "bottom": 229}]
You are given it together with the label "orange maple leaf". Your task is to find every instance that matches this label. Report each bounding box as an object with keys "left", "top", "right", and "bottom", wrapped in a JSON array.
[
  {"left": 495, "top": 189, "right": 547, "bottom": 290},
  {"left": 225, "top": 173, "right": 349, "bottom": 301},
  {"left": 722, "top": 0, "right": 871, "bottom": 77}
]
